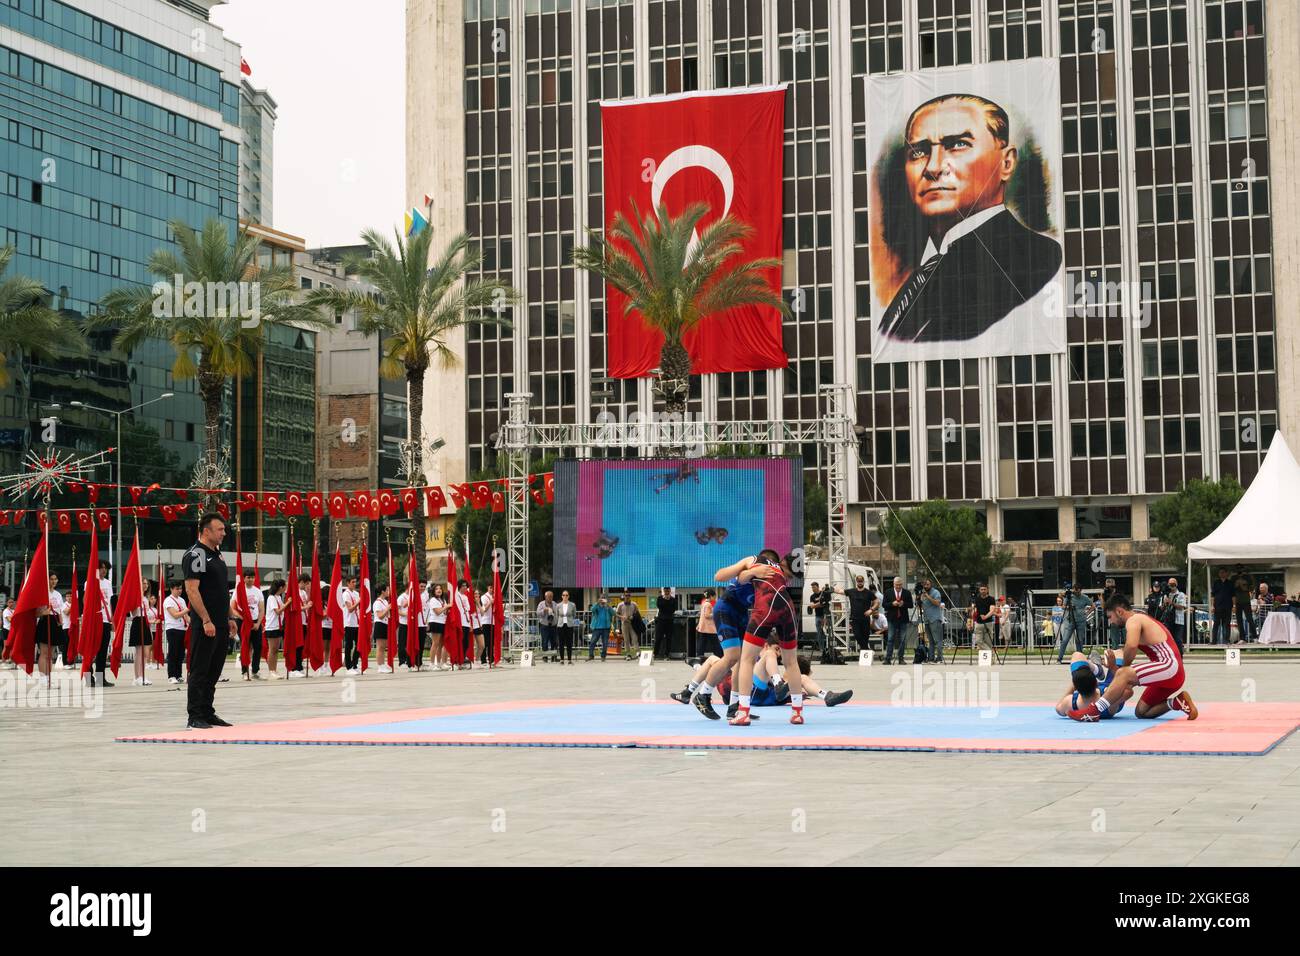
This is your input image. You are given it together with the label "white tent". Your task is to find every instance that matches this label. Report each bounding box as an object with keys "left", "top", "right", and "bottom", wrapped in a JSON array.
[{"left": 1188, "top": 431, "right": 1300, "bottom": 563}]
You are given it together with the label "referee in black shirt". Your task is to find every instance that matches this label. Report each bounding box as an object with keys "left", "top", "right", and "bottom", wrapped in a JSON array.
[{"left": 183, "top": 513, "right": 236, "bottom": 730}]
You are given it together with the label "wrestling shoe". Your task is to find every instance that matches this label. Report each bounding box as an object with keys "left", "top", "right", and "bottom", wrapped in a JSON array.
[
  {"left": 725, "top": 701, "right": 759, "bottom": 720},
  {"left": 1067, "top": 703, "right": 1102, "bottom": 722},
  {"left": 728, "top": 706, "right": 751, "bottom": 726},
  {"left": 1088, "top": 649, "right": 1105, "bottom": 671},
  {"left": 670, "top": 687, "right": 693, "bottom": 704},
  {"left": 824, "top": 689, "right": 854, "bottom": 707},
  {"left": 691, "top": 692, "right": 721, "bottom": 720},
  {"left": 1169, "top": 690, "right": 1198, "bottom": 720},
  {"left": 789, "top": 706, "right": 804, "bottom": 725}
]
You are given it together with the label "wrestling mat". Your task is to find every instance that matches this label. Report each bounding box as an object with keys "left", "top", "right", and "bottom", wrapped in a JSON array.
[{"left": 116, "top": 699, "right": 1300, "bottom": 756}]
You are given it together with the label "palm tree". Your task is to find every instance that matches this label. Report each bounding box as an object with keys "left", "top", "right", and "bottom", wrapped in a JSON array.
[
  {"left": 306, "top": 227, "right": 516, "bottom": 553},
  {"left": 95, "top": 219, "right": 326, "bottom": 480},
  {"left": 571, "top": 201, "right": 788, "bottom": 414},
  {"left": 0, "top": 244, "right": 88, "bottom": 387}
]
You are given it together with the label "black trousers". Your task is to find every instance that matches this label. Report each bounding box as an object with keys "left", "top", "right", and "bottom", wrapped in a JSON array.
[
  {"left": 187, "top": 619, "right": 229, "bottom": 721},
  {"left": 95, "top": 621, "right": 110, "bottom": 673},
  {"left": 556, "top": 625, "right": 574, "bottom": 661},
  {"left": 165, "top": 629, "right": 187, "bottom": 680},
  {"left": 343, "top": 626, "right": 360, "bottom": 669},
  {"left": 397, "top": 625, "right": 409, "bottom": 666},
  {"left": 242, "top": 628, "right": 263, "bottom": 674},
  {"left": 654, "top": 619, "right": 673, "bottom": 658},
  {"left": 850, "top": 616, "right": 870, "bottom": 651}
]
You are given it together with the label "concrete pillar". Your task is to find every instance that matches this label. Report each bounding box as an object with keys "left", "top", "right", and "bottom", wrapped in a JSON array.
[
  {"left": 407, "top": 0, "right": 468, "bottom": 491},
  {"left": 1266, "top": 1, "right": 1300, "bottom": 451}
]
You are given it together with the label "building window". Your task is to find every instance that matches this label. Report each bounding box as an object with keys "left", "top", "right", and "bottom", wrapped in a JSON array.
[{"left": 1003, "top": 507, "right": 1058, "bottom": 542}]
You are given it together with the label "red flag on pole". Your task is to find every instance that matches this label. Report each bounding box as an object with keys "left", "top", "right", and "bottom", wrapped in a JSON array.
[
  {"left": 386, "top": 544, "right": 397, "bottom": 669},
  {"left": 152, "top": 549, "right": 166, "bottom": 664},
  {"left": 358, "top": 544, "right": 372, "bottom": 673},
  {"left": 78, "top": 526, "right": 103, "bottom": 676},
  {"left": 109, "top": 530, "right": 144, "bottom": 677},
  {"left": 405, "top": 547, "right": 422, "bottom": 665},
  {"left": 67, "top": 556, "right": 81, "bottom": 662},
  {"left": 444, "top": 549, "right": 462, "bottom": 666},
  {"left": 255, "top": 552, "right": 267, "bottom": 660},
  {"left": 308, "top": 532, "right": 323, "bottom": 670},
  {"left": 234, "top": 543, "right": 251, "bottom": 671},
  {"left": 8, "top": 526, "right": 50, "bottom": 673},
  {"left": 283, "top": 534, "right": 302, "bottom": 667},
  {"left": 328, "top": 545, "right": 344, "bottom": 673},
  {"left": 492, "top": 548, "right": 504, "bottom": 665}
]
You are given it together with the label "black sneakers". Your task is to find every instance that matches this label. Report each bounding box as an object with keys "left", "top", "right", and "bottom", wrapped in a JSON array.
[
  {"left": 691, "top": 692, "right": 720, "bottom": 720},
  {"left": 186, "top": 718, "right": 211, "bottom": 730},
  {"left": 824, "top": 689, "right": 854, "bottom": 707},
  {"left": 207, "top": 715, "right": 233, "bottom": 727}
]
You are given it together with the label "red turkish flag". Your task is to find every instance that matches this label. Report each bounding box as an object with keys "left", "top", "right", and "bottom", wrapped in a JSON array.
[
  {"left": 399, "top": 488, "right": 420, "bottom": 514},
  {"left": 600, "top": 86, "right": 787, "bottom": 377},
  {"left": 327, "top": 492, "right": 347, "bottom": 518},
  {"left": 377, "top": 490, "right": 399, "bottom": 517},
  {"left": 424, "top": 486, "right": 447, "bottom": 514},
  {"left": 76, "top": 510, "right": 93, "bottom": 531},
  {"left": 238, "top": 492, "right": 258, "bottom": 512},
  {"left": 96, "top": 509, "right": 112, "bottom": 531},
  {"left": 306, "top": 492, "right": 325, "bottom": 519}
]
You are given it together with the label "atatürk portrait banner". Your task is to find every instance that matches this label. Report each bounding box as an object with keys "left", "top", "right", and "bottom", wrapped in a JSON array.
[{"left": 865, "top": 60, "right": 1066, "bottom": 362}]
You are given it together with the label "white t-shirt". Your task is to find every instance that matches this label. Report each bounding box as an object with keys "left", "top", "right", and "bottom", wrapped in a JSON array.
[
  {"left": 48, "top": 589, "right": 65, "bottom": 617},
  {"left": 373, "top": 597, "right": 389, "bottom": 624},
  {"left": 455, "top": 589, "right": 479, "bottom": 630},
  {"left": 265, "top": 593, "right": 284, "bottom": 631},
  {"left": 479, "top": 590, "right": 494, "bottom": 626},
  {"left": 164, "top": 595, "right": 188, "bottom": 630},
  {"left": 298, "top": 587, "right": 309, "bottom": 625},
  {"left": 426, "top": 593, "right": 447, "bottom": 624},
  {"left": 338, "top": 585, "right": 358, "bottom": 628},
  {"left": 59, "top": 599, "right": 72, "bottom": 630},
  {"left": 396, "top": 591, "right": 410, "bottom": 626},
  {"left": 245, "top": 586, "right": 263, "bottom": 624},
  {"left": 2, "top": 607, "right": 12, "bottom": 631},
  {"left": 145, "top": 604, "right": 159, "bottom": 628},
  {"left": 99, "top": 577, "right": 113, "bottom": 623}
]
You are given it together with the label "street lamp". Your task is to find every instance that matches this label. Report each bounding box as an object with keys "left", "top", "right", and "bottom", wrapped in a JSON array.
[{"left": 69, "top": 392, "right": 174, "bottom": 586}]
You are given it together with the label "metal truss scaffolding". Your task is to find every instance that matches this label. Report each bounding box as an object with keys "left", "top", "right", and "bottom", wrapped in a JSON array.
[{"left": 497, "top": 384, "right": 856, "bottom": 658}]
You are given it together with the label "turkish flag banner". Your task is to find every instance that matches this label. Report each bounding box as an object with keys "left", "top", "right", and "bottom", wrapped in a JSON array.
[{"left": 600, "top": 85, "right": 788, "bottom": 378}]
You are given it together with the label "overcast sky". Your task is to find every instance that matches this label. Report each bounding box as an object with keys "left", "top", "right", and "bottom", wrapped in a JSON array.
[{"left": 212, "top": 0, "right": 406, "bottom": 248}]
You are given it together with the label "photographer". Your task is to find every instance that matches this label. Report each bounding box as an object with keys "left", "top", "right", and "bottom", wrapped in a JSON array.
[
  {"left": 916, "top": 576, "right": 945, "bottom": 663},
  {"left": 1055, "top": 582, "right": 1090, "bottom": 663},
  {"left": 1162, "top": 577, "right": 1187, "bottom": 653},
  {"left": 1144, "top": 581, "right": 1163, "bottom": 619}
]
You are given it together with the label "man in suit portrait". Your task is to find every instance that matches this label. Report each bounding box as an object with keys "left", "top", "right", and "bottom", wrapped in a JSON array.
[{"left": 879, "top": 93, "right": 1063, "bottom": 345}]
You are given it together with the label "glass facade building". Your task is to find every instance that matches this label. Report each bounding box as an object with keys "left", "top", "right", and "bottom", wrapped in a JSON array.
[
  {"left": 413, "top": 0, "right": 1295, "bottom": 591},
  {"left": 0, "top": 0, "right": 246, "bottom": 570}
]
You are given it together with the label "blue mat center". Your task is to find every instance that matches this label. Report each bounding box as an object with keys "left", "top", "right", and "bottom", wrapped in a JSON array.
[{"left": 333, "top": 702, "right": 1169, "bottom": 741}]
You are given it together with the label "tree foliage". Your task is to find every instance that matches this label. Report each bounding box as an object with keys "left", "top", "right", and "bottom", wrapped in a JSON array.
[
  {"left": 879, "top": 499, "right": 1012, "bottom": 595},
  {"left": 1149, "top": 476, "right": 1245, "bottom": 568}
]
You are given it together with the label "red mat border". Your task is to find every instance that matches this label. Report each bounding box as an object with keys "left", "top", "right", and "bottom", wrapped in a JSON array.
[{"left": 114, "top": 700, "right": 1300, "bottom": 756}]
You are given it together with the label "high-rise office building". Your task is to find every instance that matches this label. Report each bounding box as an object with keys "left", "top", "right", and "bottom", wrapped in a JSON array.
[
  {"left": 407, "top": 0, "right": 1300, "bottom": 594},
  {"left": 1, "top": 0, "right": 249, "bottom": 570},
  {"left": 238, "top": 75, "right": 274, "bottom": 225}
]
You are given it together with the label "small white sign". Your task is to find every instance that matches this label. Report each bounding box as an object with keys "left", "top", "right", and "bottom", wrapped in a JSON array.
[
  {"left": 638, "top": 650, "right": 654, "bottom": 667},
  {"left": 978, "top": 649, "right": 993, "bottom": 667},
  {"left": 858, "top": 649, "right": 874, "bottom": 667},
  {"left": 520, "top": 650, "right": 534, "bottom": 668},
  {"left": 1225, "top": 647, "right": 1240, "bottom": 667}
]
